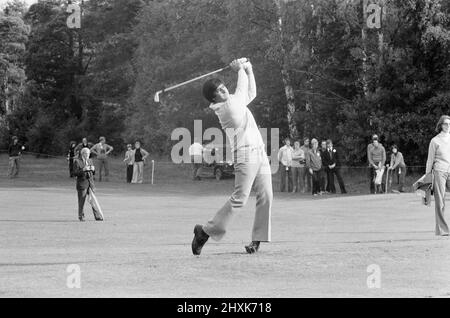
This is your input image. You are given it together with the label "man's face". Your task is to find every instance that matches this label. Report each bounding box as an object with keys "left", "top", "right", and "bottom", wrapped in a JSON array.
[
  {"left": 285, "top": 139, "right": 291, "bottom": 146},
  {"left": 304, "top": 139, "right": 309, "bottom": 146},
  {"left": 321, "top": 141, "right": 326, "bottom": 150},
  {"left": 214, "top": 84, "right": 230, "bottom": 103},
  {"left": 327, "top": 142, "right": 333, "bottom": 149},
  {"left": 312, "top": 140, "right": 318, "bottom": 149},
  {"left": 294, "top": 142, "right": 300, "bottom": 149},
  {"left": 135, "top": 142, "right": 141, "bottom": 149},
  {"left": 82, "top": 150, "right": 90, "bottom": 159},
  {"left": 82, "top": 138, "right": 87, "bottom": 144},
  {"left": 373, "top": 140, "right": 379, "bottom": 147}
]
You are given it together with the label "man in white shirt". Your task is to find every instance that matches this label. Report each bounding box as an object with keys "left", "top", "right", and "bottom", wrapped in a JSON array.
[
  {"left": 278, "top": 137, "right": 293, "bottom": 192},
  {"left": 192, "top": 58, "right": 273, "bottom": 255},
  {"left": 188, "top": 138, "right": 204, "bottom": 180}
]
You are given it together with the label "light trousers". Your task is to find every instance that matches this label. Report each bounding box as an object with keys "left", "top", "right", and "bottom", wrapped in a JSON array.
[
  {"left": 433, "top": 170, "right": 450, "bottom": 236},
  {"left": 203, "top": 147, "right": 273, "bottom": 242},
  {"left": 132, "top": 161, "right": 144, "bottom": 184},
  {"left": 8, "top": 157, "right": 20, "bottom": 178}
]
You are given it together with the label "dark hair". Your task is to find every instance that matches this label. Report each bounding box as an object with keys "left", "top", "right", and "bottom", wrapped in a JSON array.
[
  {"left": 435, "top": 115, "right": 450, "bottom": 133},
  {"left": 326, "top": 139, "right": 333, "bottom": 145},
  {"left": 391, "top": 144, "right": 398, "bottom": 151},
  {"left": 202, "top": 78, "right": 224, "bottom": 103},
  {"left": 303, "top": 137, "right": 309, "bottom": 142}
]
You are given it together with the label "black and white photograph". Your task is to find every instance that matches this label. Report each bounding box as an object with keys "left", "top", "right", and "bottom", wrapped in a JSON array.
[{"left": 0, "top": 0, "right": 449, "bottom": 302}]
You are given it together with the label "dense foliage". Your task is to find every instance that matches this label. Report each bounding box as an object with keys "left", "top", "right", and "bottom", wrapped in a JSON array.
[{"left": 0, "top": 0, "right": 448, "bottom": 165}]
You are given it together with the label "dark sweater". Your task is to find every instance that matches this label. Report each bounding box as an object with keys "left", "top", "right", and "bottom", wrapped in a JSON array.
[{"left": 9, "top": 144, "right": 22, "bottom": 157}]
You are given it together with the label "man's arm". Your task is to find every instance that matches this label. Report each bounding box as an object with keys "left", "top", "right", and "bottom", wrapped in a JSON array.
[
  {"left": 142, "top": 149, "right": 149, "bottom": 161},
  {"left": 244, "top": 62, "right": 256, "bottom": 103},
  {"left": 90, "top": 144, "right": 98, "bottom": 155},
  {"left": 381, "top": 147, "right": 386, "bottom": 166},
  {"left": 106, "top": 144, "right": 114, "bottom": 155},
  {"left": 426, "top": 141, "right": 436, "bottom": 174},
  {"left": 367, "top": 145, "right": 375, "bottom": 167}
]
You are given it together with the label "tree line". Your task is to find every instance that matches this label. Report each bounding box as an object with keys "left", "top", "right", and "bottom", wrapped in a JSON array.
[{"left": 0, "top": 0, "right": 449, "bottom": 166}]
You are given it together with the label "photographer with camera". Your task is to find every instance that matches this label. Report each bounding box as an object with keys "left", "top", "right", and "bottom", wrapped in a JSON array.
[{"left": 73, "top": 147, "right": 103, "bottom": 221}]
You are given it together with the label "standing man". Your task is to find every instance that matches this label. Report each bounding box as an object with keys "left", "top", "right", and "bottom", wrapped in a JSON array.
[
  {"left": 306, "top": 138, "right": 323, "bottom": 196},
  {"left": 131, "top": 141, "right": 149, "bottom": 184},
  {"left": 67, "top": 141, "right": 77, "bottom": 178},
  {"left": 388, "top": 145, "right": 406, "bottom": 192},
  {"left": 278, "top": 137, "right": 293, "bottom": 192},
  {"left": 8, "top": 136, "right": 24, "bottom": 178},
  {"left": 322, "top": 139, "right": 347, "bottom": 194},
  {"left": 188, "top": 138, "right": 204, "bottom": 181},
  {"left": 291, "top": 141, "right": 306, "bottom": 193},
  {"left": 319, "top": 140, "right": 328, "bottom": 194},
  {"left": 90, "top": 136, "right": 114, "bottom": 182},
  {"left": 367, "top": 134, "right": 386, "bottom": 194},
  {"left": 123, "top": 143, "right": 134, "bottom": 183},
  {"left": 192, "top": 58, "right": 273, "bottom": 255},
  {"left": 73, "top": 147, "right": 103, "bottom": 222},
  {"left": 300, "top": 137, "right": 312, "bottom": 192},
  {"left": 75, "top": 137, "right": 93, "bottom": 158}
]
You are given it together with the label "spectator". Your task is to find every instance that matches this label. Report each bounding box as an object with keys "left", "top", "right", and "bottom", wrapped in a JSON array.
[
  {"left": 67, "top": 141, "right": 77, "bottom": 178},
  {"left": 131, "top": 141, "right": 149, "bottom": 184},
  {"left": 73, "top": 147, "right": 102, "bottom": 222},
  {"left": 306, "top": 138, "right": 323, "bottom": 196},
  {"left": 322, "top": 139, "right": 347, "bottom": 194},
  {"left": 189, "top": 138, "right": 204, "bottom": 181},
  {"left": 367, "top": 134, "right": 386, "bottom": 194},
  {"left": 291, "top": 141, "right": 306, "bottom": 193},
  {"left": 319, "top": 140, "right": 328, "bottom": 194},
  {"left": 8, "top": 136, "right": 24, "bottom": 178},
  {"left": 426, "top": 115, "right": 450, "bottom": 236},
  {"left": 90, "top": 136, "right": 114, "bottom": 182},
  {"left": 278, "top": 137, "right": 293, "bottom": 192},
  {"left": 123, "top": 143, "right": 134, "bottom": 183},
  {"left": 300, "top": 137, "right": 312, "bottom": 192},
  {"left": 75, "top": 137, "right": 93, "bottom": 158},
  {"left": 388, "top": 145, "right": 406, "bottom": 193}
]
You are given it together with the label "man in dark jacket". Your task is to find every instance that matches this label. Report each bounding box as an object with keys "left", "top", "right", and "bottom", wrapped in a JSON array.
[
  {"left": 322, "top": 139, "right": 347, "bottom": 194},
  {"left": 73, "top": 147, "right": 103, "bottom": 221},
  {"left": 8, "top": 136, "right": 24, "bottom": 178}
]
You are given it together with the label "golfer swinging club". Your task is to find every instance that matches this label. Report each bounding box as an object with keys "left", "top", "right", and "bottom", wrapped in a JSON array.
[{"left": 192, "top": 58, "right": 273, "bottom": 255}]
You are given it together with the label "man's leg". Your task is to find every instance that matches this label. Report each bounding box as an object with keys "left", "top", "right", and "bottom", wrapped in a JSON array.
[
  {"left": 398, "top": 167, "right": 406, "bottom": 192},
  {"left": 127, "top": 165, "right": 133, "bottom": 183},
  {"left": 98, "top": 160, "right": 104, "bottom": 181},
  {"left": 131, "top": 163, "right": 138, "bottom": 183},
  {"left": 203, "top": 159, "right": 260, "bottom": 241},
  {"left": 138, "top": 162, "right": 144, "bottom": 183},
  {"left": 8, "top": 157, "right": 14, "bottom": 178},
  {"left": 77, "top": 189, "right": 88, "bottom": 220},
  {"left": 287, "top": 167, "right": 293, "bottom": 192},
  {"left": 369, "top": 167, "right": 375, "bottom": 194},
  {"left": 335, "top": 168, "right": 347, "bottom": 193},
  {"left": 13, "top": 158, "right": 20, "bottom": 177},
  {"left": 251, "top": 154, "right": 273, "bottom": 242},
  {"left": 292, "top": 167, "right": 298, "bottom": 192},
  {"left": 433, "top": 170, "right": 450, "bottom": 236},
  {"left": 104, "top": 159, "right": 109, "bottom": 180},
  {"left": 279, "top": 164, "right": 286, "bottom": 192},
  {"left": 299, "top": 167, "right": 305, "bottom": 193},
  {"left": 328, "top": 169, "right": 336, "bottom": 193}
]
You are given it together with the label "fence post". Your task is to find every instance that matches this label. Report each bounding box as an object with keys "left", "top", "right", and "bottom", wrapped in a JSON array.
[{"left": 151, "top": 160, "right": 155, "bottom": 185}]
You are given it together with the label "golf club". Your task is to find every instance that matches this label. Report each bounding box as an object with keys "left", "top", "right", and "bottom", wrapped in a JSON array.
[{"left": 154, "top": 58, "right": 249, "bottom": 103}]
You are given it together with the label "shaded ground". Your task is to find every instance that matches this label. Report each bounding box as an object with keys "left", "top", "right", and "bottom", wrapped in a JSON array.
[{"left": 0, "top": 155, "right": 448, "bottom": 298}]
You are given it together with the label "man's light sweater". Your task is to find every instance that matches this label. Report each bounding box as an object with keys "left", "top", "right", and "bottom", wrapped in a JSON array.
[{"left": 209, "top": 69, "right": 264, "bottom": 154}]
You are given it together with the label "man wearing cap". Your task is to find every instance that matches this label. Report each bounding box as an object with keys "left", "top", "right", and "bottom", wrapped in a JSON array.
[
  {"left": 367, "top": 135, "right": 386, "bottom": 194},
  {"left": 8, "top": 136, "right": 24, "bottom": 178},
  {"left": 90, "top": 136, "right": 114, "bottom": 182}
]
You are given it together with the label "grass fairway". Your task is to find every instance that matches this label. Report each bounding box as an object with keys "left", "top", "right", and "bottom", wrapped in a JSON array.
[{"left": 0, "top": 155, "right": 449, "bottom": 297}]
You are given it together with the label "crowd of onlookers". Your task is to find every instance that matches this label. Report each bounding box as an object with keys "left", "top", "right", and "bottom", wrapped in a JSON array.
[
  {"left": 67, "top": 137, "right": 149, "bottom": 184},
  {"left": 6, "top": 134, "right": 407, "bottom": 193},
  {"left": 277, "top": 134, "right": 407, "bottom": 195},
  {"left": 277, "top": 137, "right": 347, "bottom": 196}
]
